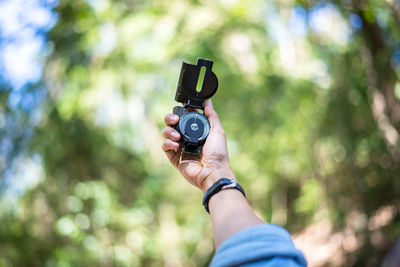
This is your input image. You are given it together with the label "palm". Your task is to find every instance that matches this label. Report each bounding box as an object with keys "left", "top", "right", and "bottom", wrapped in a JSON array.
[{"left": 171, "top": 127, "right": 227, "bottom": 188}]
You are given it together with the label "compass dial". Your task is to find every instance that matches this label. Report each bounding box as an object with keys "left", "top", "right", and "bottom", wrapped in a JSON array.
[{"left": 178, "top": 112, "right": 210, "bottom": 143}]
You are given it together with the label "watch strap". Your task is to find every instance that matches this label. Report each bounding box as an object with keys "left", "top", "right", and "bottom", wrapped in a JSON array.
[{"left": 202, "top": 178, "right": 246, "bottom": 213}]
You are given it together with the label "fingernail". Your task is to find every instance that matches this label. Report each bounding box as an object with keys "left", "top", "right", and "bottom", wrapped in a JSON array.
[{"left": 172, "top": 132, "right": 180, "bottom": 139}]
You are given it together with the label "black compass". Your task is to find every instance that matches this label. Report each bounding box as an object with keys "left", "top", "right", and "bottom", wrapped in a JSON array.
[
  {"left": 172, "top": 58, "right": 218, "bottom": 155},
  {"left": 173, "top": 108, "right": 210, "bottom": 154}
]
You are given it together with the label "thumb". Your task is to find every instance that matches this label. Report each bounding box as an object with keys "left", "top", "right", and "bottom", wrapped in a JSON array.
[{"left": 204, "top": 100, "right": 223, "bottom": 131}]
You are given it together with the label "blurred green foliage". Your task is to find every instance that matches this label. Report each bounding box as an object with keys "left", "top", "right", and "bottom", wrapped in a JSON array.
[{"left": 1, "top": 0, "right": 400, "bottom": 266}]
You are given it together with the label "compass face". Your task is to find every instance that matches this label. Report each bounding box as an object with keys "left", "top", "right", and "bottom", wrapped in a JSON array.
[{"left": 178, "top": 112, "right": 210, "bottom": 143}]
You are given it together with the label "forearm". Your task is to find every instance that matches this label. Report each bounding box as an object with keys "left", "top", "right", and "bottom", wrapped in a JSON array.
[{"left": 204, "top": 169, "right": 265, "bottom": 249}]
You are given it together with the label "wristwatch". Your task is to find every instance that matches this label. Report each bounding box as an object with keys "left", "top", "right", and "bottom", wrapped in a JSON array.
[{"left": 202, "top": 178, "right": 246, "bottom": 213}]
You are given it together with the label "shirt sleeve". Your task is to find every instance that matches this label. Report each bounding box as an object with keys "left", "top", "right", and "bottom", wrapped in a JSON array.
[{"left": 210, "top": 224, "right": 307, "bottom": 267}]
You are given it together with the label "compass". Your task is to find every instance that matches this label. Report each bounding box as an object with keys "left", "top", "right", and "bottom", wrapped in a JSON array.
[{"left": 172, "top": 58, "right": 218, "bottom": 155}]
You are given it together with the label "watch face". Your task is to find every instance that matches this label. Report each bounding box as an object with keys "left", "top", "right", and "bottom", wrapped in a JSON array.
[{"left": 179, "top": 112, "right": 210, "bottom": 143}]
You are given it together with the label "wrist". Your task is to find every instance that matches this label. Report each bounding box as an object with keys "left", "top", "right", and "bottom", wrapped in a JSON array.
[
  {"left": 202, "top": 178, "right": 246, "bottom": 213},
  {"left": 201, "top": 167, "right": 236, "bottom": 193}
]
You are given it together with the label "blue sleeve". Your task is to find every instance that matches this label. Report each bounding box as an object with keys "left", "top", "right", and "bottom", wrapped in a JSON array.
[{"left": 210, "top": 224, "right": 307, "bottom": 267}]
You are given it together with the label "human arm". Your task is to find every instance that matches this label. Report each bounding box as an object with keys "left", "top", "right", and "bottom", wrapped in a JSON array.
[
  {"left": 162, "top": 100, "right": 306, "bottom": 267},
  {"left": 162, "top": 99, "right": 264, "bottom": 248}
]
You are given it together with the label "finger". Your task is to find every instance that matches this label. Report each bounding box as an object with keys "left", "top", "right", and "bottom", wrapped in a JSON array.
[
  {"left": 162, "top": 139, "right": 180, "bottom": 152},
  {"left": 162, "top": 140, "right": 181, "bottom": 166},
  {"left": 164, "top": 113, "right": 179, "bottom": 127},
  {"left": 162, "top": 126, "right": 181, "bottom": 141},
  {"left": 204, "top": 99, "right": 223, "bottom": 131},
  {"left": 167, "top": 146, "right": 182, "bottom": 167}
]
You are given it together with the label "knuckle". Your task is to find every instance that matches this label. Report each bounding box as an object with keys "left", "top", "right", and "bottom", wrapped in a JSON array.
[
  {"left": 164, "top": 114, "right": 170, "bottom": 122},
  {"left": 163, "top": 139, "right": 177, "bottom": 151},
  {"left": 164, "top": 114, "right": 174, "bottom": 124},
  {"left": 164, "top": 139, "right": 171, "bottom": 146},
  {"left": 162, "top": 127, "right": 171, "bottom": 137}
]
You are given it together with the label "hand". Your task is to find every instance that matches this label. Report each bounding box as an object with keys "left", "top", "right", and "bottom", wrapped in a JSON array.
[{"left": 162, "top": 100, "right": 236, "bottom": 192}]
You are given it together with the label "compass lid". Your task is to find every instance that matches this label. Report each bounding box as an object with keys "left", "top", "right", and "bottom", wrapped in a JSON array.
[{"left": 175, "top": 58, "right": 218, "bottom": 109}]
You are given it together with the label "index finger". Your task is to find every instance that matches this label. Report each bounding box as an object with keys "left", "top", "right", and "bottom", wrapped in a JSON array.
[{"left": 164, "top": 113, "right": 179, "bottom": 126}]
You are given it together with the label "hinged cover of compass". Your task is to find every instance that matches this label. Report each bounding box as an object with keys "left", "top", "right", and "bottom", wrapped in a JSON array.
[{"left": 175, "top": 58, "right": 218, "bottom": 109}]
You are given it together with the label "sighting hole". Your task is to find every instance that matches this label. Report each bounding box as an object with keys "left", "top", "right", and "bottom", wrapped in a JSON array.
[{"left": 196, "top": 66, "right": 206, "bottom": 93}]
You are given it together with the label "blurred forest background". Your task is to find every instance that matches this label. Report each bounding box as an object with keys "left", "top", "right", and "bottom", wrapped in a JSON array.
[{"left": 1, "top": 0, "right": 400, "bottom": 266}]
